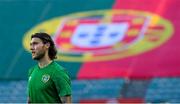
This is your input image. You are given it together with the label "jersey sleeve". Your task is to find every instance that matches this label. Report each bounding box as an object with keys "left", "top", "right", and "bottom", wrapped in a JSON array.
[{"left": 52, "top": 68, "right": 71, "bottom": 97}]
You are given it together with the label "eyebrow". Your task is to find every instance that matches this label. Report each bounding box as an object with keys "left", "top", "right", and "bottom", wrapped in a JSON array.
[{"left": 30, "top": 41, "right": 39, "bottom": 45}]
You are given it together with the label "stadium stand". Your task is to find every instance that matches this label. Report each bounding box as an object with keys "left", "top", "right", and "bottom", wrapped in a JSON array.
[
  {"left": 0, "top": 80, "right": 27, "bottom": 103},
  {"left": 0, "top": 79, "right": 124, "bottom": 103},
  {"left": 1, "top": 78, "right": 180, "bottom": 103},
  {"left": 145, "top": 78, "right": 180, "bottom": 103},
  {"left": 72, "top": 79, "right": 124, "bottom": 102},
  {"left": 121, "top": 79, "right": 150, "bottom": 98}
]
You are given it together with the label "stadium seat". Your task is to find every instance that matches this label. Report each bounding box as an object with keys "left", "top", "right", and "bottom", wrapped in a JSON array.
[{"left": 145, "top": 78, "right": 180, "bottom": 103}]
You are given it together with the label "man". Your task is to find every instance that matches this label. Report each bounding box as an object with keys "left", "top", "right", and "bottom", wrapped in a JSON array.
[{"left": 28, "top": 32, "right": 71, "bottom": 103}]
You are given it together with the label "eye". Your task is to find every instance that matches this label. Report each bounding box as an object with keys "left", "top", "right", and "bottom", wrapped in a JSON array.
[
  {"left": 30, "top": 43, "right": 33, "bottom": 46},
  {"left": 30, "top": 42, "right": 38, "bottom": 46}
]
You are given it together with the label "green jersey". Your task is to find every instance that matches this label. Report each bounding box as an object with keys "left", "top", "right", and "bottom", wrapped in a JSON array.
[{"left": 28, "top": 61, "right": 71, "bottom": 103}]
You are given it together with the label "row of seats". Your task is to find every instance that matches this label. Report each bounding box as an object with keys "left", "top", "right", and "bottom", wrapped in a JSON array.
[
  {"left": 0, "top": 80, "right": 27, "bottom": 102},
  {"left": 0, "top": 79, "right": 124, "bottom": 103},
  {"left": 72, "top": 79, "right": 124, "bottom": 102},
  {"left": 0, "top": 78, "right": 180, "bottom": 103},
  {"left": 145, "top": 78, "right": 180, "bottom": 103}
]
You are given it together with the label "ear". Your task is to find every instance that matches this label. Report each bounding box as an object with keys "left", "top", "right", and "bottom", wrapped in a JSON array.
[{"left": 44, "top": 42, "right": 50, "bottom": 49}]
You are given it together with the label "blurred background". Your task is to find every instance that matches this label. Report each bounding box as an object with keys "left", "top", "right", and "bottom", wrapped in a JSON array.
[{"left": 0, "top": 0, "right": 180, "bottom": 103}]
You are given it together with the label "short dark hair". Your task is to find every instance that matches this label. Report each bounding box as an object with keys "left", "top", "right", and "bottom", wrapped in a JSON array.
[{"left": 31, "top": 32, "right": 57, "bottom": 60}]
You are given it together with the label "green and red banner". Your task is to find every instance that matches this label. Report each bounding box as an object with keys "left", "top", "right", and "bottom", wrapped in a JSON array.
[
  {"left": 23, "top": 0, "right": 180, "bottom": 79},
  {"left": 76, "top": 0, "right": 180, "bottom": 79},
  {"left": 0, "top": 0, "right": 179, "bottom": 79}
]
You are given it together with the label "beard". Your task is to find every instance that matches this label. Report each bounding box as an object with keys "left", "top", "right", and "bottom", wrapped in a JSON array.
[{"left": 33, "top": 51, "right": 46, "bottom": 60}]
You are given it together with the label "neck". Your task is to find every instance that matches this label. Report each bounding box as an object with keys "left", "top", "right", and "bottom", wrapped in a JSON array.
[{"left": 38, "top": 55, "right": 52, "bottom": 68}]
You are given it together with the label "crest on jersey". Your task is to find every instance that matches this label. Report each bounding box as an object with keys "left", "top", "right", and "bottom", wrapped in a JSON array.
[
  {"left": 23, "top": 10, "right": 173, "bottom": 62},
  {"left": 42, "top": 74, "right": 50, "bottom": 83}
]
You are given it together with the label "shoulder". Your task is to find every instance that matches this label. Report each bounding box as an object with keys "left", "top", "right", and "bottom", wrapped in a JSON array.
[
  {"left": 51, "top": 62, "right": 70, "bottom": 78},
  {"left": 51, "top": 61, "right": 66, "bottom": 72}
]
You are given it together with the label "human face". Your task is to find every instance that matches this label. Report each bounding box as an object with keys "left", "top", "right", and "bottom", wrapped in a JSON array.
[{"left": 30, "top": 38, "right": 46, "bottom": 60}]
